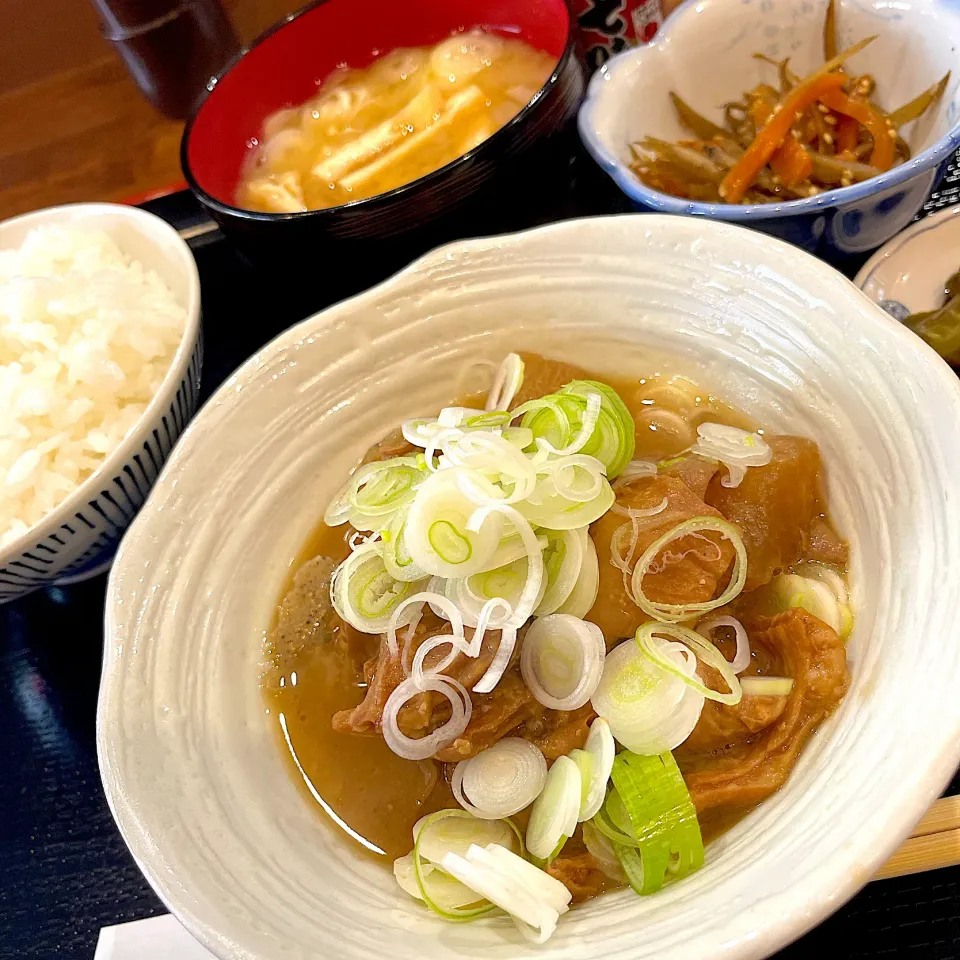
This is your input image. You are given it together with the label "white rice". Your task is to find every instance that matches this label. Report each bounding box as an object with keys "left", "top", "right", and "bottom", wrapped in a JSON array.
[{"left": 0, "top": 224, "right": 185, "bottom": 548}]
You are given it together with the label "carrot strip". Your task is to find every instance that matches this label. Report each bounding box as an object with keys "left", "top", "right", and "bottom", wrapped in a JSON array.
[
  {"left": 750, "top": 98, "right": 815, "bottom": 187},
  {"left": 818, "top": 88, "right": 895, "bottom": 171},
  {"left": 720, "top": 72, "right": 846, "bottom": 202},
  {"left": 770, "top": 141, "right": 814, "bottom": 186},
  {"left": 835, "top": 114, "right": 859, "bottom": 153}
]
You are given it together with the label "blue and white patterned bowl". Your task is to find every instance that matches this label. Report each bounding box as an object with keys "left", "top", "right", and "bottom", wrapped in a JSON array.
[
  {"left": 0, "top": 203, "right": 202, "bottom": 602},
  {"left": 578, "top": 0, "right": 960, "bottom": 257}
]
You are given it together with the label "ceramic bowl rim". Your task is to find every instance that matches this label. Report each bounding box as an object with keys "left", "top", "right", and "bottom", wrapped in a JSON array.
[
  {"left": 577, "top": 0, "right": 960, "bottom": 221},
  {"left": 180, "top": 0, "right": 576, "bottom": 222},
  {"left": 0, "top": 201, "right": 202, "bottom": 568},
  {"left": 98, "top": 213, "right": 960, "bottom": 960},
  {"left": 853, "top": 202, "right": 960, "bottom": 289}
]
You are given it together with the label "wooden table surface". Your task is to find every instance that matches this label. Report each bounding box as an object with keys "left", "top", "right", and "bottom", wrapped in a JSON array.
[{"left": 0, "top": 0, "right": 300, "bottom": 222}]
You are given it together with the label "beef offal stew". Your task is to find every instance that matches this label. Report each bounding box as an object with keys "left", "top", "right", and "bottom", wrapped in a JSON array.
[{"left": 262, "top": 352, "right": 850, "bottom": 942}]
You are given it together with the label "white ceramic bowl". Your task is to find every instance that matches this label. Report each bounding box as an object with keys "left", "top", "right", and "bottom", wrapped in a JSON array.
[
  {"left": 99, "top": 214, "right": 960, "bottom": 960},
  {"left": 578, "top": 0, "right": 960, "bottom": 257},
  {"left": 854, "top": 204, "right": 960, "bottom": 319},
  {"left": 0, "top": 203, "right": 202, "bottom": 601}
]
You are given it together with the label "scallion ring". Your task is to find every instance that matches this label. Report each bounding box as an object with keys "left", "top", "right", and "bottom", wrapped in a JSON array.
[
  {"left": 520, "top": 614, "right": 606, "bottom": 711},
  {"left": 330, "top": 543, "right": 427, "bottom": 634},
  {"left": 382, "top": 674, "right": 471, "bottom": 760},
  {"left": 452, "top": 738, "right": 548, "bottom": 819},
  {"left": 740, "top": 676, "right": 794, "bottom": 696},
  {"left": 635, "top": 622, "right": 743, "bottom": 705},
  {"left": 630, "top": 516, "right": 747, "bottom": 622},
  {"left": 486, "top": 353, "right": 525, "bottom": 412}
]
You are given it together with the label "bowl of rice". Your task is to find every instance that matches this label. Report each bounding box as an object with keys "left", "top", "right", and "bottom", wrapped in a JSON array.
[{"left": 0, "top": 202, "right": 202, "bottom": 602}]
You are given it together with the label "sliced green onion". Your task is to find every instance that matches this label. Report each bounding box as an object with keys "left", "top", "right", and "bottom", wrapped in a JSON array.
[
  {"left": 591, "top": 805, "right": 640, "bottom": 849},
  {"left": 520, "top": 614, "right": 606, "bottom": 711},
  {"left": 534, "top": 393, "right": 603, "bottom": 458},
  {"left": 394, "top": 853, "right": 486, "bottom": 912},
  {"left": 352, "top": 461, "right": 422, "bottom": 516},
  {"left": 635, "top": 622, "right": 743, "bottom": 706},
  {"left": 740, "top": 676, "right": 794, "bottom": 697},
  {"left": 404, "top": 469, "right": 503, "bottom": 578},
  {"left": 413, "top": 808, "right": 517, "bottom": 861},
  {"left": 410, "top": 810, "right": 500, "bottom": 921},
  {"left": 577, "top": 718, "right": 616, "bottom": 822},
  {"left": 689, "top": 422, "right": 772, "bottom": 489},
  {"left": 554, "top": 530, "right": 599, "bottom": 619},
  {"left": 591, "top": 635, "right": 705, "bottom": 755},
  {"left": 466, "top": 502, "right": 545, "bottom": 629},
  {"left": 607, "top": 751, "right": 704, "bottom": 896},
  {"left": 452, "top": 738, "right": 548, "bottom": 819},
  {"left": 631, "top": 516, "right": 747, "bottom": 622},
  {"left": 797, "top": 562, "right": 853, "bottom": 639},
  {"left": 466, "top": 410, "right": 511, "bottom": 428},
  {"left": 486, "top": 353, "right": 525, "bottom": 412},
  {"left": 533, "top": 528, "right": 583, "bottom": 616},
  {"left": 501, "top": 426, "right": 534, "bottom": 448},
  {"left": 324, "top": 456, "right": 425, "bottom": 527},
  {"left": 513, "top": 395, "right": 573, "bottom": 447},
  {"left": 581, "top": 820, "right": 628, "bottom": 883},
  {"left": 440, "top": 842, "right": 570, "bottom": 942},
  {"left": 519, "top": 380, "right": 636, "bottom": 480},
  {"left": 769, "top": 573, "right": 842, "bottom": 634},
  {"left": 467, "top": 557, "right": 534, "bottom": 606},
  {"left": 330, "top": 543, "right": 426, "bottom": 633},
  {"left": 429, "top": 519, "right": 473, "bottom": 564},
  {"left": 569, "top": 749, "right": 593, "bottom": 809},
  {"left": 604, "top": 787, "right": 634, "bottom": 837},
  {"left": 560, "top": 380, "right": 636, "bottom": 478},
  {"left": 480, "top": 531, "right": 548, "bottom": 572},
  {"left": 525, "top": 755, "right": 581, "bottom": 862},
  {"left": 696, "top": 615, "right": 750, "bottom": 673},
  {"left": 518, "top": 479, "right": 615, "bottom": 530},
  {"left": 380, "top": 509, "right": 429, "bottom": 582},
  {"left": 383, "top": 674, "right": 472, "bottom": 760}
]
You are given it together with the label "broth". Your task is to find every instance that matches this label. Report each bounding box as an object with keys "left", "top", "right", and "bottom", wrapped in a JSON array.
[
  {"left": 237, "top": 31, "right": 556, "bottom": 213},
  {"left": 262, "top": 368, "right": 770, "bottom": 860}
]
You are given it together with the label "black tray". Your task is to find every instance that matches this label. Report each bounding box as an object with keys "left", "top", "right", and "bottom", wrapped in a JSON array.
[{"left": 2, "top": 145, "right": 960, "bottom": 960}]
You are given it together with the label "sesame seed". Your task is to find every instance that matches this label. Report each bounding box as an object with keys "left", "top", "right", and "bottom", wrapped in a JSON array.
[
  {"left": 792, "top": 129, "right": 803, "bottom": 139},
  {"left": 824, "top": 114, "right": 837, "bottom": 126},
  {"left": 840, "top": 176, "right": 853, "bottom": 187},
  {"left": 773, "top": 104, "right": 782, "bottom": 114},
  {"left": 822, "top": 132, "right": 834, "bottom": 145},
  {"left": 818, "top": 103, "right": 830, "bottom": 114}
]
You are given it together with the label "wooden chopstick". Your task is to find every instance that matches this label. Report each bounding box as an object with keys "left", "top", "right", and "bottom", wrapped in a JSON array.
[{"left": 875, "top": 797, "right": 960, "bottom": 880}]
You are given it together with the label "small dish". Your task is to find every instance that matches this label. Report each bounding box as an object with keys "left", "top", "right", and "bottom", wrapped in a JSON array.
[
  {"left": 99, "top": 214, "right": 960, "bottom": 960},
  {"left": 854, "top": 204, "right": 960, "bottom": 320},
  {"left": 578, "top": 0, "right": 960, "bottom": 257},
  {"left": 0, "top": 203, "right": 202, "bottom": 600}
]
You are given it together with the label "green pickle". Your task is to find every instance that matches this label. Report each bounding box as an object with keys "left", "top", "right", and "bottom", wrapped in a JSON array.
[{"left": 905, "top": 269, "right": 960, "bottom": 365}]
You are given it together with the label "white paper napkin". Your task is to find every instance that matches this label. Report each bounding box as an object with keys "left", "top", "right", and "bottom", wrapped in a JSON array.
[{"left": 95, "top": 914, "right": 217, "bottom": 960}]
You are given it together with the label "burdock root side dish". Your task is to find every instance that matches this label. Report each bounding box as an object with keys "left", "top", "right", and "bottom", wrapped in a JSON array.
[{"left": 263, "top": 352, "right": 851, "bottom": 942}]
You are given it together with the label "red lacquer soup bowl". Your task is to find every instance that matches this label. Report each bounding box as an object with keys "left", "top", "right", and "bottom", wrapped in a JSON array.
[{"left": 181, "top": 0, "right": 583, "bottom": 284}]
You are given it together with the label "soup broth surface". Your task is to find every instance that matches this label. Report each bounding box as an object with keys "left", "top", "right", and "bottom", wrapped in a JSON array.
[{"left": 238, "top": 31, "right": 556, "bottom": 213}]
